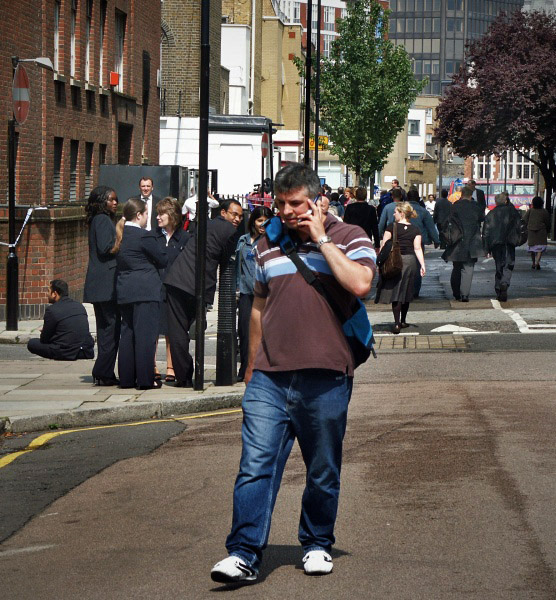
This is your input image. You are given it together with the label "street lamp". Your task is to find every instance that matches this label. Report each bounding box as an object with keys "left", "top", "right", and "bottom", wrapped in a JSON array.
[
  {"left": 6, "top": 55, "right": 53, "bottom": 331},
  {"left": 304, "top": 0, "right": 313, "bottom": 165}
]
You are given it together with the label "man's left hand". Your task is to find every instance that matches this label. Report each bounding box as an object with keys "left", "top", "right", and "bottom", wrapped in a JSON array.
[{"left": 296, "top": 198, "right": 326, "bottom": 242}]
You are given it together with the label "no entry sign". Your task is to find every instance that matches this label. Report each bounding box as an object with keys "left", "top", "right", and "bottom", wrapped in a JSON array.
[
  {"left": 12, "top": 65, "right": 30, "bottom": 125},
  {"left": 261, "top": 132, "right": 269, "bottom": 158}
]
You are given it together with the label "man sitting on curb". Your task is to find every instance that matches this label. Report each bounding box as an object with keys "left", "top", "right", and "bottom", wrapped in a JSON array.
[{"left": 27, "top": 279, "right": 95, "bottom": 361}]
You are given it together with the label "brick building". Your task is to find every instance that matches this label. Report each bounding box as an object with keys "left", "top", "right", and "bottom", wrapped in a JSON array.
[
  {"left": 0, "top": 0, "right": 161, "bottom": 320},
  {"left": 161, "top": 0, "right": 223, "bottom": 117}
]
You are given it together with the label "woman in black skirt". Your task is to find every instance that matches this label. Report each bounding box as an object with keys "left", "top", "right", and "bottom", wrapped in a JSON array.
[
  {"left": 155, "top": 197, "right": 187, "bottom": 382},
  {"left": 375, "top": 202, "right": 426, "bottom": 334}
]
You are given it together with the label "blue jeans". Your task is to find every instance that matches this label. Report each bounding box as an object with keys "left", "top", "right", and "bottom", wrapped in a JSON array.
[{"left": 225, "top": 369, "right": 353, "bottom": 570}]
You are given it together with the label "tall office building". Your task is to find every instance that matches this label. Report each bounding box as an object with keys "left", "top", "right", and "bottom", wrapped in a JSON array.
[{"left": 387, "top": 0, "right": 524, "bottom": 96}]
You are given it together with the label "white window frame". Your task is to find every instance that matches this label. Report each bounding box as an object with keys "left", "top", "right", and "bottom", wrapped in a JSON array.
[
  {"left": 85, "top": 0, "right": 92, "bottom": 82},
  {"left": 54, "top": 0, "right": 61, "bottom": 72},
  {"left": 99, "top": 0, "right": 106, "bottom": 86},
  {"left": 115, "top": 10, "right": 126, "bottom": 92},
  {"left": 408, "top": 119, "right": 420, "bottom": 136},
  {"left": 70, "top": 0, "right": 77, "bottom": 78}
]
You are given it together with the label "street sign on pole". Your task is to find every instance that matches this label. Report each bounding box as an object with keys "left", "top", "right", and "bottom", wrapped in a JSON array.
[
  {"left": 261, "top": 132, "right": 269, "bottom": 158},
  {"left": 12, "top": 65, "right": 30, "bottom": 125}
]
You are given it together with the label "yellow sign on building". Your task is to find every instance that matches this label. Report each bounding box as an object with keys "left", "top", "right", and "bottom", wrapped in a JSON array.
[{"left": 309, "top": 135, "right": 329, "bottom": 151}]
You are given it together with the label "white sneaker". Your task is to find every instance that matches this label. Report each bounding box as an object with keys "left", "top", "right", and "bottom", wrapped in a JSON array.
[
  {"left": 211, "top": 556, "right": 258, "bottom": 584},
  {"left": 303, "top": 550, "right": 333, "bottom": 575}
]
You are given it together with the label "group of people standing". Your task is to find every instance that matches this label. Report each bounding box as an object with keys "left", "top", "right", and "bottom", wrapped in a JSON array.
[{"left": 83, "top": 177, "right": 240, "bottom": 390}]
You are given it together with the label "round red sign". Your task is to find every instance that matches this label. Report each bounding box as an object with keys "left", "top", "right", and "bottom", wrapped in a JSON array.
[
  {"left": 261, "top": 132, "right": 269, "bottom": 158},
  {"left": 12, "top": 65, "right": 30, "bottom": 125}
]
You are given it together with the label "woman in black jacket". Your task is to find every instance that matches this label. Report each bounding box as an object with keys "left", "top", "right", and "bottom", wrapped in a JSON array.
[
  {"left": 114, "top": 198, "right": 167, "bottom": 390},
  {"left": 84, "top": 186, "right": 120, "bottom": 386},
  {"left": 155, "top": 197, "right": 187, "bottom": 382}
]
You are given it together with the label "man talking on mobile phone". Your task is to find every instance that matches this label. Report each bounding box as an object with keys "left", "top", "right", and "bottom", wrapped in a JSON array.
[{"left": 211, "top": 163, "right": 376, "bottom": 584}]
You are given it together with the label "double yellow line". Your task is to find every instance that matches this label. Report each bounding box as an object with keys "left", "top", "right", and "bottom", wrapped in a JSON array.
[{"left": 0, "top": 409, "right": 242, "bottom": 470}]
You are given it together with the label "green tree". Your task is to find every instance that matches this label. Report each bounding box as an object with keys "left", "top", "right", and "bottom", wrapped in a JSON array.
[{"left": 299, "top": 0, "right": 424, "bottom": 183}]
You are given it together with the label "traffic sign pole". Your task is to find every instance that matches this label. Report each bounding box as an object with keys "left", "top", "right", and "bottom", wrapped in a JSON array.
[{"left": 7, "top": 116, "right": 18, "bottom": 330}]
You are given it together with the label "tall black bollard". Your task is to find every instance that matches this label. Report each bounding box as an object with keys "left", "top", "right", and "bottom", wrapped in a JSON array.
[{"left": 215, "top": 256, "right": 237, "bottom": 386}]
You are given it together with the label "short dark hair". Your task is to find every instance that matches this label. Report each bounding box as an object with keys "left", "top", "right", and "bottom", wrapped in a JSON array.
[
  {"left": 469, "top": 179, "right": 476, "bottom": 186},
  {"left": 139, "top": 176, "right": 153, "bottom": 186},
  {"left": 220, "top": 199, "right": 241, "bottom": 213},
  {"left": 50, "top": 279, "right": 69, "bottom": 297},
  {"left": 461, "top": 186, "right": 473, "bottom": 199},
  {"left": 407, "top": 188, "right": 420, "bottom": 203},
  {"left": 532, "top": 196, "right": 544, "bottom": 209},
  {"left": 441, "top": 188, "right": 449, "bottom": 199},
  {"left": 355, "top": 187, "right": 367, "bottom": 201},
  {"left": 248, "top": 205, "right": 273, "bottom": 237},
  {"left": 274, "top": 162, "right": 321, "bottom": 198},
  {"left": 330, "top": 192, "right": 339, "bottom": 202},
  {"left": 392, "top": 188, "right": 403, "bottom": 201}
]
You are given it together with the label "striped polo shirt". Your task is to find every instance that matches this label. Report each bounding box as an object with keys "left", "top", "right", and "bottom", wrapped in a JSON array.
[{"left": 253, "top": 214, "right": 376, "bottom": 376}]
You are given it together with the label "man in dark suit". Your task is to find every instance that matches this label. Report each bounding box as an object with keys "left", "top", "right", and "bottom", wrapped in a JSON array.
[
  {"left": 135, "top": 176, "right": 161, "bottom": 232},
  {"left": 433, "top": 189, "right": 452, "bottom": 248},
  {"left": 28, "top": 280, "right": 94, "bottom": 360},
  {"left": 164, "top": 200, "right": 242, "bottom": 387},
  {"left": 468, "top": 179, "right": 487, "bottom": 212}
]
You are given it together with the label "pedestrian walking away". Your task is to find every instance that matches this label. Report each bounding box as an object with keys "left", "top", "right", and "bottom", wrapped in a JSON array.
[
  {"left": 442, "top": 185, "right": 485, "bottom": 302},
  {"left": 482, "top": 193, "right": 522, "bottom": 302},
  {"left": 343, "top": 186, "right": 380, "bottom": 248},
  {"left": 211, "top": 163, "right": 376, "bottom": 585},
  {"left": 83, "top": 186, "right": 121, "bottom": 386},
  {"left": 433, "top": 189, "right": 451, "bottom": 248},
  {"left": 523, "top": 196, "right": 551, "bottom": 270},
  {"left": 374, "top": 202, "right": 426, "bottom": 333}
]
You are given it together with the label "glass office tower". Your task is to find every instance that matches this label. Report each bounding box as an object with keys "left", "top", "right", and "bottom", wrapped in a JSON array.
[{"left": 387, "top": 0, "right": 525, "bottom": 95}]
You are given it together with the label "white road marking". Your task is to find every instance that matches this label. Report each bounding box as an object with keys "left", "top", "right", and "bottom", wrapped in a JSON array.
[
  {"left": 431, "top": 324, "right": 477, "bottom": 333},
  {"left": 491, "top": 299, "right": 556, "bottom": 333},
  {"left": 0, "top": 544, "right": 57, "bottom": 557}
]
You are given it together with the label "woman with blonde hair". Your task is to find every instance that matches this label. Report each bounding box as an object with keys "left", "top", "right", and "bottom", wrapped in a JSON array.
[
  {"left": 114, "top": 198, "right": 167, "bottom": 389},
  {"left": 375, "top": 202, "right": 426, "bottom": 334},
  {"left": 155, "top": 197, "right": 187, "bottom": 382}
]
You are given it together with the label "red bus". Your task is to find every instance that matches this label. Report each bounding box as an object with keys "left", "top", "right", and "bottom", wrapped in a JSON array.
[{"left": 475, "top": 180, "right": 536, "bottom": 209}]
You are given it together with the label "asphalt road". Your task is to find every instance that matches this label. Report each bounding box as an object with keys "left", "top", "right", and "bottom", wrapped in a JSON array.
[{"left": 1, "top": 349, "right": 556, "bottom": 599}]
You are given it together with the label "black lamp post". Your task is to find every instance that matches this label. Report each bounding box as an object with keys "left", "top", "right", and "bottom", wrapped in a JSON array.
[
  {"left": 304, "top": 0, "right": 313, "bottom": 165},
  {"left": 314, "top": 0, "right": 321, "bottom": 175},
  {"left": 194, "top": 0, "right": 210, "bottom": 390}
]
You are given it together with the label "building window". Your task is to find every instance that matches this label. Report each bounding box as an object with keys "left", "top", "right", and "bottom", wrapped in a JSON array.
[
  {"left": 408, "top": 120, "right": 420, "bottom": 136},
  {"left": 426, "top": 108, "right": 433, "bottom": 124},
  {"left": 99, "top": 0, "right": 106, "bottom": 86},
  {"left": 54, "top": 0, "right": 61, "bottom": 72},
  {"left": 85, "top": 142, "right": 94, "bottom": 197},
  {"left": 71, "top": 0, "right": 77, "bottom": 78},
  {"left": 53, "top": 137, "right": 63, "bottom": 201},
  {"left": 115, "top": 10, "right": 126, "bottom": 92},
  {"left": 293, "top": 1, "right": 300, "bottom": 23},
  {"left": 85, "top": 0, "right": 93, "bottom": 82},
  {"left": 324, "top": 6, "right": 335, "bottom": 31},
  {"left": 70, "top": 140, "right": 79, "bottom": 201},
  {"left": 99, "top": 143, "right": 107, "bottom": 165},
  {"left": 323, "top": 34, "right": 334, "bottom": 59}
]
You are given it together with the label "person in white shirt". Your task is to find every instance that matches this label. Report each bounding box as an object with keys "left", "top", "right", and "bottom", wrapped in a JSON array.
[
  {"left": 182, "top": 187, "right": 220, "bottom": 221},
  {"left": 137, "top": 176, "right": 161, "bottom": 232},
  {"left": 424, "top": 193, "right": 436, "bottom": 217}
]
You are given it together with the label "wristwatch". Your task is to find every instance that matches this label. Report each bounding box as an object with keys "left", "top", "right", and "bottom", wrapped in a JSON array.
[{"left": 317, "top": 234, "right": 333, "bottom": 247}]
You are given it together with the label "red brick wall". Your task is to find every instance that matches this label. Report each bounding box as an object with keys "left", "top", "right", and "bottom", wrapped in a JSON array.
[{"left": 0, "top": 0, "right": 160, "bottom": 320}]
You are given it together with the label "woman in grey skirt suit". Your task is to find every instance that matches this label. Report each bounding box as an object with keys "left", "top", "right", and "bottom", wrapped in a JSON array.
[{"left": 375, "top": 202, "right": 426, "bottom": 334}]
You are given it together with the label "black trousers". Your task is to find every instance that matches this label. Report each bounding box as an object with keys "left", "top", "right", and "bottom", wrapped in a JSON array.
[
  {"left": 450, "top": 259, "right": 476, "bottom": 298},
  {"left": 27, "top": 339, "right": 93, "bottom": 361},
  {"left": 118, "top": 301, "right": 160, "bottom": 388},
  {"left": 92, "top": 301, "right": 121, "bottom": 380},
  {"left": 166, "top": 286, "right": 197, "bottom": 384},
  {"left": 237, "top": 293, "right": 254, "bottom": 380},
  {"left": 491, "top": 244, "right": 515, "bottom": 293}
]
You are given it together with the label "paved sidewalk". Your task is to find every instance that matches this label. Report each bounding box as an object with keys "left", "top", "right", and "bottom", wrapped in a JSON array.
[{"left": 0, "top": 301, "right": 245, "bottom": 434}]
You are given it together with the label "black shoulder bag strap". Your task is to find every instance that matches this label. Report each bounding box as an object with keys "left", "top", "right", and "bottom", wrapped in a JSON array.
[{"left": 281, "top": 237, "right": 343, "bottom": 316}]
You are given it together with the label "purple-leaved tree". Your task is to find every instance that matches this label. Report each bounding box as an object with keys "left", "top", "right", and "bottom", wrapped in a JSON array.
[{"left": 435, "top": 9, "right": 556, "bottom": 212}]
